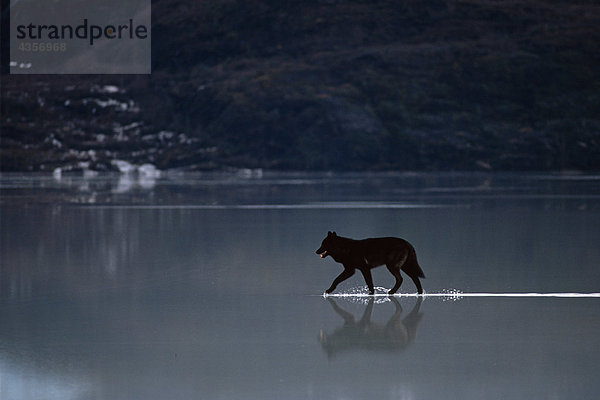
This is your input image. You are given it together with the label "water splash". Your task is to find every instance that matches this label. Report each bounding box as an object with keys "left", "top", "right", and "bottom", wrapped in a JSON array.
[
  {"left": 322, "top": 287, "right": 600, "bottom": 303},
  {"left": 323, "top": 286, "right": 394, "bottom": 304}
]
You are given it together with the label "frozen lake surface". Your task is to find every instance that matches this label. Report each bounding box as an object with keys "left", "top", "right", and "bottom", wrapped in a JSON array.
[{"left": 1, "top": 172, "right": 600, "bottom": 399}]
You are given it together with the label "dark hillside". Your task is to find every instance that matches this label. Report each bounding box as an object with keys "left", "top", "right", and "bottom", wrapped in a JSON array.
[{"left": 2, "top": 0, "right": 599, "bottom": 171}]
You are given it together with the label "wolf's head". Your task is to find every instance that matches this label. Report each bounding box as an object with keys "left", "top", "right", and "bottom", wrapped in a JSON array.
[{"left": 315, "top": 231, "right": 339, "bottom": 259}]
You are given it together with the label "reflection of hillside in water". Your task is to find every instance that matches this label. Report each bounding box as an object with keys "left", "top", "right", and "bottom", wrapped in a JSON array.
[
  {"left": 320, "top": 297, "right": 423, "bottom": 359},
  {"left": 0, "top": 204, "right": 250, "bottom": 302},
  {"left": 3, "top": 172, "right": 598, "bottom": 208}
]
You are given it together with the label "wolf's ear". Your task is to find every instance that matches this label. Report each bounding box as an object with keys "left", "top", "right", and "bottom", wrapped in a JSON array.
[
  {"left": 327, "top": 231, "right": 332, "bottom": 236},
  {"left": 332, "top": 231, "right": 337, "bottom": 236}
]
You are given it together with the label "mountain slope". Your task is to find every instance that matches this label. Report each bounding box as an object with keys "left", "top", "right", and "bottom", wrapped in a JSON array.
[{"left": 2, "top": 0, "right": 599, "bottom": 171}]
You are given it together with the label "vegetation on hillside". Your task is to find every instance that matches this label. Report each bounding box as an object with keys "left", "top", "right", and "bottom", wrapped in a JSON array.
[{"left": 1, "top": 0, "right": 599, "bottom": 171}]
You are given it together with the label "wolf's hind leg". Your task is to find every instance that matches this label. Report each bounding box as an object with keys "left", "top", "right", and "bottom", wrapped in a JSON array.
[
  {"left": 410, "top": 275, "right": 423, "bottom": 294},
  {"left": 386, "top": 264, "right": 403, "bottom": 294}
]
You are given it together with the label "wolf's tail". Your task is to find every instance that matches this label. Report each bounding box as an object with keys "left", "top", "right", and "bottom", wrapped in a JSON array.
[{"left": 405, "top": 248, "right": 426, "bottom": 278}]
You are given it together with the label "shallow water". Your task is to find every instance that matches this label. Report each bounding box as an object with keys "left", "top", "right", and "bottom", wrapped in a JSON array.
[{"left": 1, "top": 172, "right": 599, "bottom": 399}]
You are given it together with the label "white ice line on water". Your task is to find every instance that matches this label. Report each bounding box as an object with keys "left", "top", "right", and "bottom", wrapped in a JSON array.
[
  {"left": 323, "top": 292, "right": 600, "bottom": 298},
  {"left": 78, "top": 203, "right": 454, "bottom": 210}
]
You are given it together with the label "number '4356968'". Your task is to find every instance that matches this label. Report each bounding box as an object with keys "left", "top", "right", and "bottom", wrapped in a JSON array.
[{"left": 18, "top": 42, "right": 67, "bottom": 52}]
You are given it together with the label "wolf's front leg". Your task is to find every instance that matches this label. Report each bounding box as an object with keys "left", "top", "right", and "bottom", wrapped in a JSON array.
[
  {"left": 326, "top": 268, "right": 355, "bottom": 294},
  {"left": 359, "top": 269, "right": 375, "bottom": 295}
]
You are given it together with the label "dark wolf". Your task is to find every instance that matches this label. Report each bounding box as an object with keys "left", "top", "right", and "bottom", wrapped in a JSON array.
[{"left": 316, "top": 231, "right": 425, "bottom": 295}]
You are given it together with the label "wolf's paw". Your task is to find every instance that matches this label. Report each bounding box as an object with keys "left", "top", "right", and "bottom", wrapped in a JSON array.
[{"left": 325, "top": 288, "right": 334, "bottom": 294}]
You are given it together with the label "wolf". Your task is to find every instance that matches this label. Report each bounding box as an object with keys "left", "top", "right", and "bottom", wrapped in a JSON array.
[{"left": 316, "top": 231, "right": 425, "bottom": 295}]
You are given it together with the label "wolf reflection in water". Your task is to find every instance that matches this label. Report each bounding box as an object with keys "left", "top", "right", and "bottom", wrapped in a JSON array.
[{"left": 319, "top": 297, "right": 423, "bottom": 358}]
